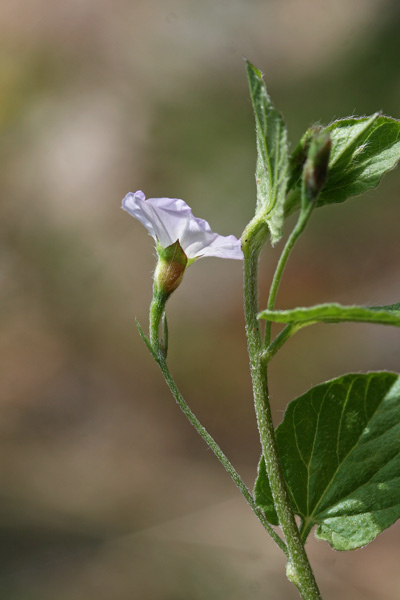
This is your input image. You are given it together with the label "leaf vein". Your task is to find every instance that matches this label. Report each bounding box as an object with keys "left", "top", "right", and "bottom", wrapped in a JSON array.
[
  {"left": 316, "top": 456, "right": 400, "bottom": 519},
  {"left": 310, "top": 375, "right": 391, "bottom": 518},
  {"left": 336, "top": 378, "right": 356, "bottom": 464},
  {"left": 306, "top": 383, "right": 333, "bottom": 515}
]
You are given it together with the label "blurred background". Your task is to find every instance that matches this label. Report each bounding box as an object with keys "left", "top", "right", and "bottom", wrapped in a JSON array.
[{"left": 1, "top": 0, "right": 400, "bottom": 598}]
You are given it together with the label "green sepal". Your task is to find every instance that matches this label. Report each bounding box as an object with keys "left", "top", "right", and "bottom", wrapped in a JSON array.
[
  {"left": 154, "top": 240, "right": 188, "bottom": 297},
  {"left": 254, "top": 372, "right": 400, "bottom": 550}
]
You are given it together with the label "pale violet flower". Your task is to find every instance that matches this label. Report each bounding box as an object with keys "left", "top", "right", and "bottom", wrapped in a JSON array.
[{"left": 122, "top": 191, "right": 243, "bottom": 260}]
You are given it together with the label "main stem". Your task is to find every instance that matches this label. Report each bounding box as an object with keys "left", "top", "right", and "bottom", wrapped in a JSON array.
[{"left": 243, "top": 244, "right": 321, "bottom": 600}]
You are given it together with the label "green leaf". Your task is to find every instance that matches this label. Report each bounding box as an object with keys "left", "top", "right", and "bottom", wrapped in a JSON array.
[
  {"left": 246, "top": 61, "right": 289, "bottom": 244},
  {"left": 258, "top": 301, "right": 400, "bottom": 328},
  {"left": 285, "top": 114, "right": 400, "bottom": 214},
  {"left": 254, "top": 372, "right": 400, "bottom": 550}
]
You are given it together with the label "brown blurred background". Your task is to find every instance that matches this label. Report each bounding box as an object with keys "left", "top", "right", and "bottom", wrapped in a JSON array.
[{"left": 1, "top": 1, "right": 400, "bottom": 598}]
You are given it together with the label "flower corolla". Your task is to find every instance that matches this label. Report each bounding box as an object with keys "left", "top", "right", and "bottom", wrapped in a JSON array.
[{"left": 122, "top": 191, "right": 243, "bottom": 261}]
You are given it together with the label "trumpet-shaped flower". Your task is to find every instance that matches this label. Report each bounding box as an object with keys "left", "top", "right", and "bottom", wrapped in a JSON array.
[{"left": 122, "top": 191, "right": 243, "bottom": 260}]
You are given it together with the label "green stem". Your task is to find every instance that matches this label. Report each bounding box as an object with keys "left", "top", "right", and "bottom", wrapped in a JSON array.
[
  {"left": 149, "top": 289, "right": 168, "bottom": 357},
  {"left": 242, "top": 242, "right": 321, "bottom": 600},
  {"left": 155, "top": 354, "right": 288, "bottom": 556},
  {"left": 262, "top": 322, "right": 311, "bottom": 364},
  {"left": 264, "top": 207, "right": 312, "bottom": 349},
  {"left": 141, "top": 298, "right": 288, "bottom": 557}
]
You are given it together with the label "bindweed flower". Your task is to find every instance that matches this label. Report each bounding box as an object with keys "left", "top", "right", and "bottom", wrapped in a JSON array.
[
  {"left": 122, "top": 190, "right": 243, "bottom": 298},
  {"left": 122, "top": 191, "right": 243, "bottom": 262},
  {"left": 122, "top": 190, "right": 243, "bottom": 355}
]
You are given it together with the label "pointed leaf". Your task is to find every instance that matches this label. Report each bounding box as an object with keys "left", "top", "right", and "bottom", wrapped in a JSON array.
[
  {"left": 259, "top": 301, "right": 400, "bottom": 328},
  {"left": 254, "top": 372, "right": 400, "bottom": 550},
  {"left": 246, "top": 61, "right": 289, "bottom": 243},
  {"left": 285, "top": 114, "right": 400, "bottom": 214}
]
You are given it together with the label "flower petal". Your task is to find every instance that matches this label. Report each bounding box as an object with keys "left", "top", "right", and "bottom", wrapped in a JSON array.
[{"left": 122, "top": 191, "right": 243, "bottom": 260}]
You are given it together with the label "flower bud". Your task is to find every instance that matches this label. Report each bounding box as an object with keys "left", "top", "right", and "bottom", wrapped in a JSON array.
[
  {"left": 303, "top": 131, "right": 331, "bottom": 205},
  {"left": 154, "top": 240, "right": 188, "bottom": 298}
]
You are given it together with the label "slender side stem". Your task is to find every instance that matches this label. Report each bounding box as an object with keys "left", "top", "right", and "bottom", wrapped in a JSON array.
[
  {"left": 261, "top": 322, "right": 312, "bottom": 364},
  {"left": 140, "top": 306, "right": 288, "bottom": 556},
  {"left": 243, "top": 245, "right": 321, "bottom": 600},
  {"left": 155, "top": 354, "right": 288, "bottom": 556},
  {"left": 263, "top": 208, "right": 312, "bottom": 349}
]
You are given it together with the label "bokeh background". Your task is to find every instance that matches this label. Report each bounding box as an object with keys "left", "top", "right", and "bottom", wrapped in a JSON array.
[{"left": 1, "top": 1, "right": 400, "bottom": 598}]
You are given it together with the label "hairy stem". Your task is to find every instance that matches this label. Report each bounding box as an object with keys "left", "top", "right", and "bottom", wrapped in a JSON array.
[
  {"left": 149, "top": 291, "right": 167, "bottom": 355},
  {"left": 157, "top": 354, "right": 288, "bottom": 555},
  {"left": 242, "top": 239, "right": 321, "bottom": 600},
  {"left": 138, "top": 318, "right": 288, "bottom": 556}
]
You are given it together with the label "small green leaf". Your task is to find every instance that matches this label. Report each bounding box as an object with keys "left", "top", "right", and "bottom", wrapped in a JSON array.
[
  {"left": 246, "top": 61, "right": 289, "bottom": 243},
  {"left": 285, "top": 114, "right": 400, "bottom": 214},
  {"left": 259, "top": 302, "right": 400, "bottom": 328},
  {"left": 254, "top": 372, "right": 400, "bottom": 550}
]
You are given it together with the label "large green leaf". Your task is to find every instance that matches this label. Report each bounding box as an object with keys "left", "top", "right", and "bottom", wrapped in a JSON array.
[
  {"left": 246, "top": 61, "right": 289, "bottom": 243},
  {"left": 285, "top": 114, "right": 400, "bottom": 214},
  {"left": 259, "top": 301, "right": 400, "bottom": 328},
  {"left": 254, "top": 372, "right": 400, "bottom": 550}
]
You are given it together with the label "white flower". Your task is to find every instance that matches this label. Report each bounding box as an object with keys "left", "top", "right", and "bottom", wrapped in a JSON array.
[{"left": 122, "top": 190, "right": 243, "bottom": 260}]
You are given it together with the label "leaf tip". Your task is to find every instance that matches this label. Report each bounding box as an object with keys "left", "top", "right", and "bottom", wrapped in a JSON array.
[{"left": 245, "top": 59, "right": 263, "bottom": 80}]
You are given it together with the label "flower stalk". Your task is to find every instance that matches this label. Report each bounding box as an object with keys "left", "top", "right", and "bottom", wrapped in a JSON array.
[
  {"left": 149, "top": 290, "right": 167, "bottom": 357},
  {"left": 136, "top": 319, "right": 288, "bottom": 556}
]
